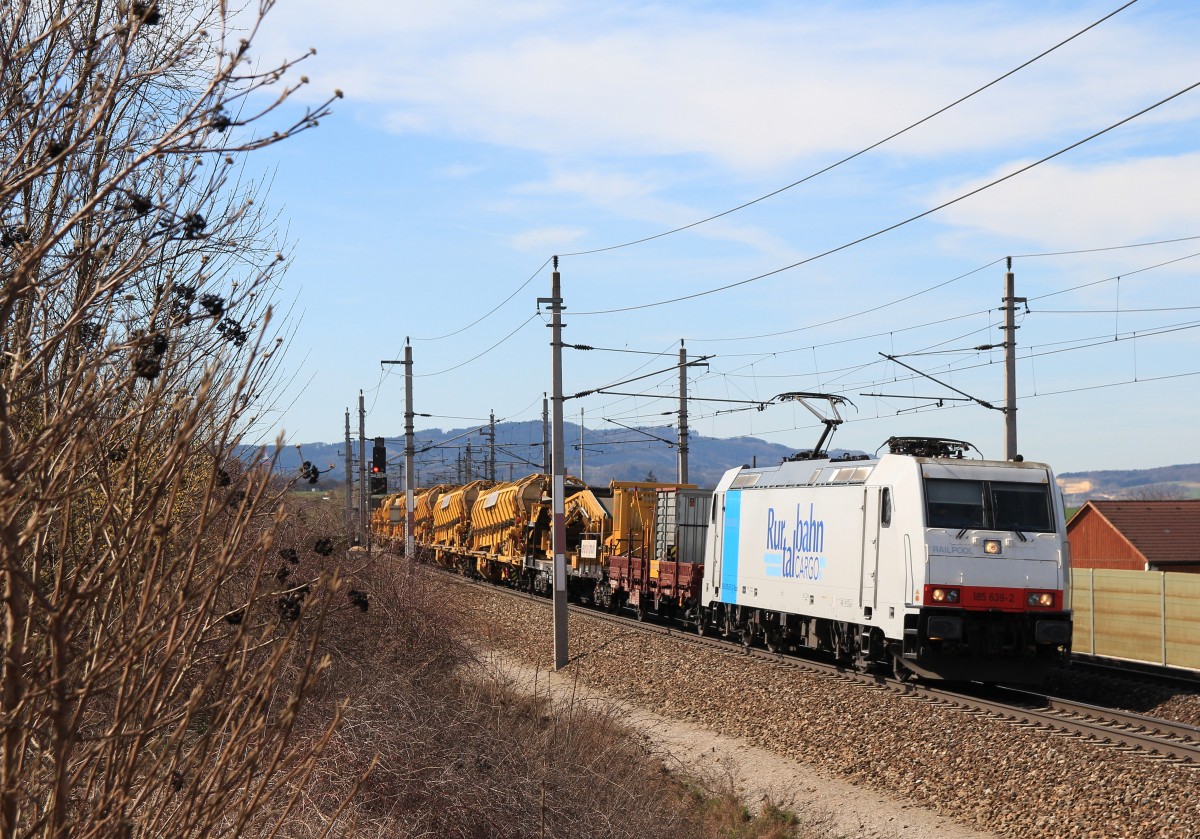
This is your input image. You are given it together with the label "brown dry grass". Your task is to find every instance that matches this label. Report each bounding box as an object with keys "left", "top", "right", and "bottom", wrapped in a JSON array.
[{"left": 258, "top": 510, "right": 833, "bottom": 838}]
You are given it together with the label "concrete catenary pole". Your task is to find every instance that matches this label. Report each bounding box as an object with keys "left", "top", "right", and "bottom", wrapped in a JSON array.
[
  {"left": 1003, "top": 259, "right": 1021, "bottom": 460},
  {"left": 358, "top": 390, "right": 367, "bottom": 539},
  {"left": 488, "top": 410, "right": 496, "bottom": 482},
  {"left": 579, "top": 407, "right": 584, "bottom": 484},
  {"left": 678, "top": 340, "right": 689, "bottom": 485},
  {"left": 343, "top": 408, "right": 352, "bottom": 529},
  {"left": 542, "top": 394, "right": 550, "bottom": 474},
  {"left": 538, "top": 257, "right": 569, "bottom": 670},
  {"left": 404, "top": 341, "right": 416, "bottom": 558}
]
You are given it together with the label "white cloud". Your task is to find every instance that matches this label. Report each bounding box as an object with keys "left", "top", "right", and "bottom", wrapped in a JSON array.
[
  {"left": 933, "top": 152, "right": 1200, "bottom": 249},
  {"left": 510, "top": 225, "right": 585, "bottom": 252},
  {"left": 437, "top": 162, "right": 486, "bottom": 179},
  {"left": 256, "top": 1, "right": 1200, "bottom": 171},
  {"left": 512, "top": 166, "right": 805, "bottom": 260}
]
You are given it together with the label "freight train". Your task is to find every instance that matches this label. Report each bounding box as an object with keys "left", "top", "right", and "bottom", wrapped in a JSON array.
[{"left": 371, "top": 432, "right": 1073, "bottom": 684}]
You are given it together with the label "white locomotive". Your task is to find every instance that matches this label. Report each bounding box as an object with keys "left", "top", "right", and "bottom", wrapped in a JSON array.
[{"left": 697, "top": 428, "right": 1073, "bottom": 683}]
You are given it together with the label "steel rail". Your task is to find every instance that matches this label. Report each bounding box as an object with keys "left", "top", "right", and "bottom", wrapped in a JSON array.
[{"left": 419, "top": 561, "right": 1200, "bottom": 768}]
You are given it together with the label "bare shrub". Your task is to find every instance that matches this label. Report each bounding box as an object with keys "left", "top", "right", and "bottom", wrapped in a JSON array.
[
  {"left": 0, "top": 1, "right": 342, "bottom": 836},
  {"left": 1122, "top": 483, "right": 1190, "bottom": 500},
  {"left": 266, "top": 553, "right": 709, "bottom": 839}
]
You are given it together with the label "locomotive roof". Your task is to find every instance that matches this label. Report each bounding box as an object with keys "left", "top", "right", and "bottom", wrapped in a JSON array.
[
  {"left": 729, "top": 452, "right": 1053, "bottom": 490},
  {"left": 730, "top": 455, "right": 881, "bottom": 489}
]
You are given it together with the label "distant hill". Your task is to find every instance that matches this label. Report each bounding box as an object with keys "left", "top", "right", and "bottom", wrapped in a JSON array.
[
  {"left": 1056, "top": 463, "right": 1200, "bottom": 504},
  {"left": 248, "top": 421, "right": 863, "bottom": 491},
  {"left": 242, "top": 427, "right": 1198, "bottom": 503}
]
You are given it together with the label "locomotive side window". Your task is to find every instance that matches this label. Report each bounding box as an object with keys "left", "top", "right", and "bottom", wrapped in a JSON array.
[
  {"left": 925, "top": 479, "right": 986, "bottom": 529},
  {"left": 881, "top": 487, "right": 892, "bottom": 527},
  {"left": 991, "top": 482, "right": 1053, "bottom": 533}
]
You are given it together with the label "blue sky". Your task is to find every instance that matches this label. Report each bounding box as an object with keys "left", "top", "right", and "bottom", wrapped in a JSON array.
[{"left": 244, "top": 0, "right": 1200, "bottom": 474}]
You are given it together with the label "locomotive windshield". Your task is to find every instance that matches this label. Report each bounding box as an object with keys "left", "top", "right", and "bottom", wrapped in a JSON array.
[{"left": 925, "top": 478, "right": 1054, "bottom": 533}]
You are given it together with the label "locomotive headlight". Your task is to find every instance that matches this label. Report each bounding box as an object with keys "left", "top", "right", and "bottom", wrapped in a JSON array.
[
  {"left": 1027, "top": 592, "right": 1055, "bottom": 608},
  {"left": 983, "top": 539, "right": 1002, "bottom": 555},
  {"left": 932, "top": 587, "right": 960, "bottom": 603}
]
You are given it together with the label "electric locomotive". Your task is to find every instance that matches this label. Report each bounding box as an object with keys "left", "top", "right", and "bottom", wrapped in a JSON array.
[{"left": 697, "top": 434, "right": 1073, "bottom": 683}]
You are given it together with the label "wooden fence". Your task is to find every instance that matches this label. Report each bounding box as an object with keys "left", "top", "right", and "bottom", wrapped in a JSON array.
[{"left": 1071, "top": 568, "right": 1200, "bottom": 671}]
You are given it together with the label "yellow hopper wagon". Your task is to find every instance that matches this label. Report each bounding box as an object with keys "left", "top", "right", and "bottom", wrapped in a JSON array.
[
  {"left": 413, "top": 484, "right": 451, "bottom": 545},
  {"left": 369, "top": 492, "right": 406, "bottom": 549},
  {"left": 431, "top": 479, "right": 493, "bottom": 571},
  {"left": 470, "top": 474, "right": 594, "bottom": 590}
]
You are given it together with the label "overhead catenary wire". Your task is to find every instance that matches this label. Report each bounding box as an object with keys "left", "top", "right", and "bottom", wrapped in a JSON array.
[
  {"left": 570, "top": 77, "right": 1200, "bottom": 317},
  {"left": 813, "top": 318, "right": 1200, "bottom": 399},
  {"left": 414, "top": 312, "right": 540, "bottom": 378},
  {"left": 685, "top": 365, "right": 1200, "bottom": 437},
  {"left": 557, "top": 0, "right": 1141, "bottom": 259},
  {"left": 676, "top": 308, "right": 1195, "bottom": 423},
  {"left": 685, "top": 236, "right": 1200, "bottom": 346},
  {"left": 385, "top": 1, "right": 1141, "bottom": 358},
  {"left": 563, "top": 286, "right": 1193, "bottom": 450},
  {"left": 685, "top": 242, "right": 1199, "bottom": 372},
  {"left": 411, "top": 256, "right": 553, "bottom": 342}
]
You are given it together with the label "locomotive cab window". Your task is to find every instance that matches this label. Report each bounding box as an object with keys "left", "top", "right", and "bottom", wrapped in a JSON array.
[
  {"left": 925, "top": 479, "right": 986, "bottom": 529},
  {"left": 925, "top": 478, "right": 1054, "bottom": 533},
  {"left": 990, "top": 482, "right": 1053, "bottom": 533}
]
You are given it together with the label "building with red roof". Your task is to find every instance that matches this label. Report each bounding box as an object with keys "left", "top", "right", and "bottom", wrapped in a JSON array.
[{"left": 1067, "top": 500, "right": 1200, "bottom": 573}]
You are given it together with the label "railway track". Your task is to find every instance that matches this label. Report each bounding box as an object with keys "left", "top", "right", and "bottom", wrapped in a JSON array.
[
  {"left": 429, "top": 564, "right": 1200, "bottom": 770},
  {"left": 1070, "top": 654, "right": 1200, "bottom": 690}
]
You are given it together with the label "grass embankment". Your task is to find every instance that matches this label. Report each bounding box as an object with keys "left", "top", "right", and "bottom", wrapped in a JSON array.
[{"left": 277, "top": 536, "right": 823, "bottom": 837}]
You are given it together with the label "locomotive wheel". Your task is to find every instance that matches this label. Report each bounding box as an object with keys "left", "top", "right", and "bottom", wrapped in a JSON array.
[
  {"left": 893, "top": 655, "right": 914, "bottom": 683},
  {"left": 765, "top": 631, "right": 782, "bottom": 654},
  {"left": 831, "top": 624, "right": 854, "bottom": 663}
]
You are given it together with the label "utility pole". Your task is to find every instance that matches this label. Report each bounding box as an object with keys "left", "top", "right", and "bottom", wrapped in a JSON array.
[
  {"left": 382, "top": 346, "right": 417, "bottom": 556},
  {"left": 343, "top": 408, "right": 352, "bottom": 529},
  {"left": 465, "top": 442, "right": 472, "bottom": 482},
  {"left": 488, "top": 410, "right": 496, "bottom": 482},
  {"left": 678, "top": 340, "right": 689, "bottom": 484},
  {"left": 403, "top": 342, "right": 416, "bottom": 557},
  {"left": 358, "top": 391, "right": 367, "bottom": 539},
  {"left": 538, "top": 257, "right": 569, "bottom": 670},
  {"left": 1002, "top": 258, "right": 1024, "bottom": 461},
  {"left": 542, "top": 394, "right": 550, "bottom": 474},
  {"left": 579, "top": 407, "right": 584, "bottom": 484}
]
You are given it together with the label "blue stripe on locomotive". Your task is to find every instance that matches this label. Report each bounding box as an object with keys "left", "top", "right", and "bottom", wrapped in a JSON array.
[{"left": 720, "top": 490, "right": 741, "bottom": 602}]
